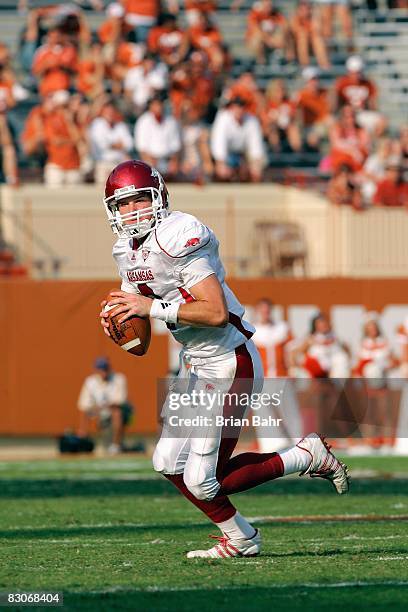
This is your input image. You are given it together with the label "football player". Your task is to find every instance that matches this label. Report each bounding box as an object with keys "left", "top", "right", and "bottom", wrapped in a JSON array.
[{"left": 100, "top": 160, "right": 349, "bottom": 559}]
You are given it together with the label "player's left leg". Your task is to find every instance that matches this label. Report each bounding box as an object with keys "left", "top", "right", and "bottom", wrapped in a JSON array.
[{"left": 185, "top": 341, "right": 349, "bottom": 558}]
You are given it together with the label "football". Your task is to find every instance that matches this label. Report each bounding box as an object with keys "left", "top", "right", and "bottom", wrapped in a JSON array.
[{"left": 104, "top": 298, "right": 151, "bottom": 356}]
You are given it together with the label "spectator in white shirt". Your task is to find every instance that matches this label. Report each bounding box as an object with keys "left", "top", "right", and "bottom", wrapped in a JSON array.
[
  {"left": 210, "top": 97, "right": 265, "bottom": 182},
  {"left": 124, "top": 54, "right": 168, "bottom": 115},
  {"left": 78, "top": 356, "right": 132, "bottom": 455},
  {"left": 134, "top": 94, "right": 181, "bottom": 176},
  {"left": 89, "top": 100, "right": 133, "bottom": 183}
]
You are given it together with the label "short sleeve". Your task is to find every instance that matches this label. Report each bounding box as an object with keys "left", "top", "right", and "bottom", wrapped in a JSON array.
[
  {"left": 178, "top": 255, "right": 216, "bottom": 289},
  {"left": 172, "top": 223, "right": 216, "bottom": 288}
]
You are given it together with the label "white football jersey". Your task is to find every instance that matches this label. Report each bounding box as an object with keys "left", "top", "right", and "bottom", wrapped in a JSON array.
[{"left": 112, "top": 211, "right": 254, "bottom": 359}]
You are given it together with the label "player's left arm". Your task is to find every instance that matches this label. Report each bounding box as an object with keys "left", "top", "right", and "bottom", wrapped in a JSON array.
[{"left": 105, "top": 273, "right": 228, "bottom": 328}]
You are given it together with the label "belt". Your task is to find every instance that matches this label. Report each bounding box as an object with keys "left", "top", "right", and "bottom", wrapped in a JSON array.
[{"left": 181, "top": 342, "right": 250, "bottom": 367}]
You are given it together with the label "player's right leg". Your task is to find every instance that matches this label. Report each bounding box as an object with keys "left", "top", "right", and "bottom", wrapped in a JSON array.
[{"left": 151, "top": 363, "right": 244, "bottom": 549}]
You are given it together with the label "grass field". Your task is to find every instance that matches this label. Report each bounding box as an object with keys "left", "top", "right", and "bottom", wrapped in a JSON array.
[{"left": 0, "top": 454, "right": 408, "bottom": 611}]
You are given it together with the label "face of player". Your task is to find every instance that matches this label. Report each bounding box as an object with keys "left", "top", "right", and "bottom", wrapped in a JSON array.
[{"left": 117, "top": 192, "right": 154, "bottom": 225}]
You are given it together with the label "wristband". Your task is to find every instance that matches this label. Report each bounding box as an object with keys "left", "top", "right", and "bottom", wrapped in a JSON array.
[{"left": 150, "top": 299, "right": 180, "bottom": 324}]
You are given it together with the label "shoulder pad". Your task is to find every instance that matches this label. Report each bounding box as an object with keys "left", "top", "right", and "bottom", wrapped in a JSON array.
[{"left": 155, "top": 211, "right": 211, "bottom": 258}]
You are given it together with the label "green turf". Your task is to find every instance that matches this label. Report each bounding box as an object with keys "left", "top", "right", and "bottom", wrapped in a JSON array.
[{"left": 0, "top": 456, "right": 407, "bottom": 611}]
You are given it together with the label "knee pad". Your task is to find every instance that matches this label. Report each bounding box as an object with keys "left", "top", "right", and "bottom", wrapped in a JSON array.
[
  {"left": 152, "top": 438, "right": 174, "bottom": 474},
  {"left": 152, "top": 437, "right": 189, "bottom": 475},
  {"left": 183, "top": 450, "right": 221, "bottom": 501},
  {"left": 152, "top": 445, "right": 167, "bottom": 474}
]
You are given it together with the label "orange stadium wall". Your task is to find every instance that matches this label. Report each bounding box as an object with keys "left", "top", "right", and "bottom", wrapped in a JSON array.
[{"left": 1, "top": 277, "right": 408, "bottom": 436}]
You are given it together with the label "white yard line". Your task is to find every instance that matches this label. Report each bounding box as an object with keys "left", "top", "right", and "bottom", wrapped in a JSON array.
[
  {"left": 3, "top": 515, "right": 408, "bottom": 534},
  {"left": 247, "top": 513, "right": 408, "bottom": 523}
]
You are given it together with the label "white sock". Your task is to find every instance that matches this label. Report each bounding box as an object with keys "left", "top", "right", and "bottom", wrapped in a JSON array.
[
  {"left": 216, "top": 511, "right": 256, "bottom": 540},
  {"left": 280, "top": 445, "right": 311, "bottom": 475}
]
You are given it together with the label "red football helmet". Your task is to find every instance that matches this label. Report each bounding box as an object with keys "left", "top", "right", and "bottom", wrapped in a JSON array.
[{"left": 104, "top": 160, "right": 169, "bottom": 239}]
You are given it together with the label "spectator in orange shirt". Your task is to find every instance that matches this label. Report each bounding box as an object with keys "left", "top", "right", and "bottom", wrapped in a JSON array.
[
  {"left": 110, "top": 31, "right": 146, "bottom": 93},
  {"left": 42, "top": 90, "right": 82, "bottom": 187},
  {"left": 246, "top": 0, "right": 291, "bottom": 64},
  {"left": 329, "top": 104, "right": 370, "bottom": 173},
  {"left": 262, "top": 79, "right": 302, "bottom": 153},
  {"left": 77, "top": 39, "right": 105, "bottom": 100},
  {"left": 294, "top": 67, "right": 332, "bottom": 149},
  {"left": 169, "top": 63, "right": 192, "bottom": 119},
  {"left": 290, "top": 1, "right": 330, "bottom": 69},
  {"left": 334, "top": 56, "right": 386, "bottom": 136},
  {"left": 98, "top": 2, "right": 126, "bottom": 64},
  {"left": 189, "top": 51, "right": 216, "bottom": 120},
  {"left": 184, "top": 1, "right": 218, "bottom": 26},
  {"left": 147, "top": 13, "right": 189, "bottom": 66},
  {"left": 21, "top": 94, "right": 54, "bottom": 161},
  {"left": 224, "top": 72, "right": 264, "bottom": 117},
  {"left": 326, "top": 164, "right": 362, "bottom": 209},
  {"left": 169, "top": 51, "right": 215, "bottom": 121},
  {"left": 374, "top": 158, "right": 408, "bottom": 207},
  {"left": 121, "top": 0, "right": 160, "bottom": 42},
  {"left": 188, "top": 12, "right": 226, "bottom": 72},
  {"left": 0, "top": 66, "right": 15, "bottom": 112},
  {"left": 32, "top": 28, "right": 78, "bottom": 97}
]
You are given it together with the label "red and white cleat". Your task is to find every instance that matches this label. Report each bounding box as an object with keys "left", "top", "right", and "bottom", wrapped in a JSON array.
[
  {"left": 297, "top": 433, "right": 350, "bottom": 495},
  {"left": 186, "top": 529, "right": 261, "bottom": 559}
]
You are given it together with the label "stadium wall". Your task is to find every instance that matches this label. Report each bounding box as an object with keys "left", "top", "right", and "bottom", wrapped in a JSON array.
[
  {"left": 2, "top": 184, "right": 408, "bottom": 279},
  {"left": 1, "top": 277, "right": 408, "bottom": 436}
]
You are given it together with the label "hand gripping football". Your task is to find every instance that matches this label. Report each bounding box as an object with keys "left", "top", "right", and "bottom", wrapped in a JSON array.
[{"left": 104, "top": 295, "right": 151, "bottom": 356}]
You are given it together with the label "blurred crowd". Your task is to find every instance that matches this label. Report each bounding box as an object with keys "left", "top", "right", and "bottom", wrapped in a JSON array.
[
  {"left": 0, "top": 0, "right": 405, "bottom": 206},
  {"left": 252, "top": 299, "right": 408, "bottom": 452}
]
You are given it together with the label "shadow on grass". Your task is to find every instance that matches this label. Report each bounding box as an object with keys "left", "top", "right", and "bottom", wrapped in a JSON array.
[
  {"left": 63, "top": 584, "right": 408, "bottom": 612},
  {"left": 2, "top": 522, "right": 408, "bottom": 544},
  {"left": 0, "top": 477, "right": 406, "bottom": 500}
]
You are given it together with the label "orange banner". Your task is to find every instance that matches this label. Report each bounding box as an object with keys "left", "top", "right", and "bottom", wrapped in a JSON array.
[{"left": 1, "top": 278, "right": 408, "bottom": 435}]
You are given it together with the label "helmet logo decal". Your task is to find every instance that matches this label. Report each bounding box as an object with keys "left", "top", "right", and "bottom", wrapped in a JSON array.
[{"left": 184, "top": 237, "right": 201, "bottom": 248}]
